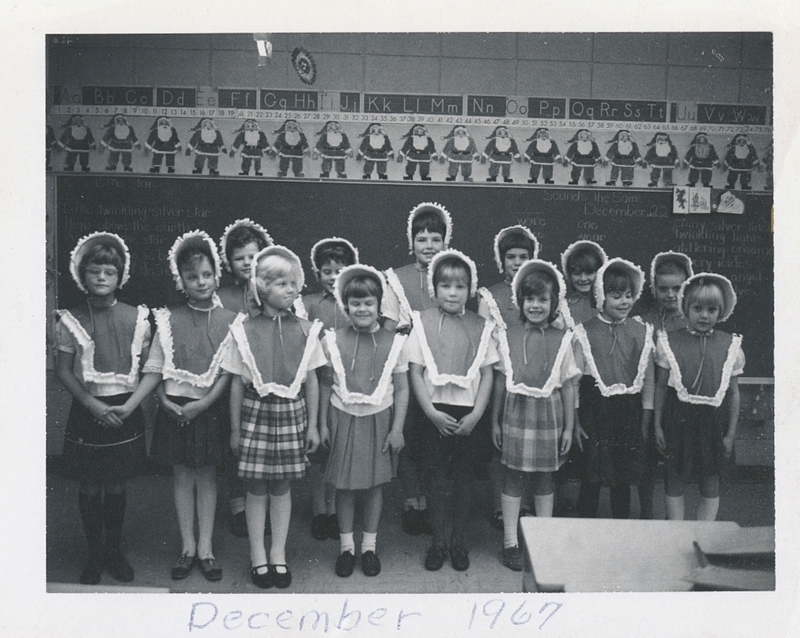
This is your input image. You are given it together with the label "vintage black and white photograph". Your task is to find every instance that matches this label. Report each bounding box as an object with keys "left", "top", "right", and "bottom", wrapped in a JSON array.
[{"left": 2, "top": 2, "right": 798, "bottom": 636}]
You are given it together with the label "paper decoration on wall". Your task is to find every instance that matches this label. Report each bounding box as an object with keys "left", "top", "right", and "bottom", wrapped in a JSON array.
[
  {"left": 292, "top": 47, "right": 317, "bottom": 85},
  {"left": 673, "top": 186, "right": 710, "bottom": 214},
  {"left": 715, "top": 190, "right": 745, "bottom": 214}
]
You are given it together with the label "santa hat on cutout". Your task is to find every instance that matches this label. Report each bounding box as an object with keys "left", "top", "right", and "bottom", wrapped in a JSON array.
[
  {"left": 649, "top": 251, "right": 694, "bottom": 297},
  {"left": 441, "top": 125, "right": 469, "bottom": 140},
  {"left": 103, "top": 113, "right": 128, "bottom": 128},
  {"left": 402, "top": 124, "right": 428, "bottom": 138},
  {"left": 333, "top": 264, "right": 386, "bottom": 315},
  {"left": 406, "top": 202, "right": 453, "bottom": 254},
  {"left": 273, "top": 119, "right": 302, "bottom": 134},
  {"left": 524, "top": 127, "right": 550, "bottom": 142},
  {"left": 485, "top": 125, "right": 511, "bottom": 140},
  {"left": 359, "top": 122, "right": 383, "bottom": 137},
  {"left": 151, "top": 116, "right": 172, "bottom": 130},
  {"left": 69, "top": 232, "right": 131, "bottom": 293},
  {"left": 316, "top": 121, "right": 342, "bottom": 136},
  {"left": 219, "top": 218, "right": 273, "bottom": 272},
  {"left": 62, "top": 114, "right": 85, "bottom": 128},
  {"left": 728, "top": 133, "right": 753, "bottom": 148},
  {"left": 427, "top": 249, "right": 479, "bottom": 299},
  {"left": 689, "top": 132, "right": 711, "bottom": 145},
  {"left": 190, "top": 117, "right": 216, "bottom": 131},
  {"left": 168, "top": 230, "right": 223, "bottom": 291},
  {"left": 232, "top": 119, "right": 261, "bottom": 133},
  {"left": 646, "top": 132, "right": 672, "bottom": 145},
  {"left": 492, "top": 226, "right": 540, "bottom": 273},
  {"left": 593, "top": 258, "right": 646, "bottom": 310},
  {"left": 607, "top": 130, "right": 633, "bottom": 144},
  {"left": 566, "top": 129, "right": 593, "bottom": 144},
  {"left": 309, "top": 237, "right": 359, "bottom": 275}
]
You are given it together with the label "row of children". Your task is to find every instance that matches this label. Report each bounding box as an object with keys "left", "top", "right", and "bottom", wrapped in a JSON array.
[
  {"left": 54, "top": 203, "right": 743, "bottom": 588},
  {"left": 48, "top": 115, "right": 772, "bottom": 190}
]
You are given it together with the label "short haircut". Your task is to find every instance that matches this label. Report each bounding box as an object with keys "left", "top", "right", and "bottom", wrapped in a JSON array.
[
  {"left": 315, "top": 244, "right": 356, "bottom": 271},
  {"left": 567, "top": 247, "right": 602, "bottom": 274},
  {"left": 517, "top": 270, "right": 559, "bottom": 323},
  {"left": 225, "top": 226, "right": 268, "bottom": 263},
  {"left": 655, "top": 259, "right": 689, "bottom": 279},
  {"left": 684, "top": 281, "right": 724, "bottom": 313},
  {"left": 254, "top": 254, "right": 302, "bottom": 292},
  {"left": 177, "top": 246, "right": 213, "bottom": 275},
  {"left": 79, "top": 243, "right": 125, "bottom": 283},
  {"left": 342, "top": 274, "right": 383, "bottom": 309},
  {"left": 411, "top": 210, "right": 446, "bottom": 241},
  {"left": 603, "top": 265, "right": 634, "bottom": 295},
  {"left": 499, "top": 233, "right": 534, "bottom": 263},
  {"left": 432, "top": 256, "right": 470, "bottom": 291}
]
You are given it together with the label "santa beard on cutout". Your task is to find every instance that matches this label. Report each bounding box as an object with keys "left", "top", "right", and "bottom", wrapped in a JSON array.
[
  {"left": 157, "top": 126, "right": 173, "bottom": 143},
  {"left": 326, "top": 131, "right": 343, "bottom": 148},
  {"left": 200, "top": 128, "right": 217, "bottom": 144},
  {"left": 694, "top": 142, "right": 710, "bottom": 159},
  {"left": 244, "top": 130, "right": 260, "bottom": 146},
  {"left": 71, "top": 126, "right": 87, "bottom": 141},
  {"left": 453, "top": 135, "right": 470, "bottom": 152},
  {"left": 412, "top": 135, "right": 428, "bottom": 151},
  {"left": 655, "top": 140, "right": 671, "bottom": 157},
  {"left": 114, "top": 124, "right": 130, "bottom": 140},
  {"left": 577, "top": 140, "right": 593, "bottom": 155},
  {"left": 495, "top": 137, "right": 511, "bottom": 153},
  {"left": 285, "top": 130, "right": 301, "bottom": 146},
  {"left": 368, "top": 134, "right": 385, "bottom": 150},
  {"left": 617, "top": 140, "right": 633, "bottom": 156},
  {"left": 536, "top": 139, "right": 552, "bottom": 153},
  {"left": 734, "top": 143, "right": 751, "bottom": 160}
]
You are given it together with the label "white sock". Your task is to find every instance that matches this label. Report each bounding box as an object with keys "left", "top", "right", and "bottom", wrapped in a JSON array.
[
  {"left": 268, "top": 490, "right": 292, "bottom": 566},
  {"left": 404, "top": 498, "right": 419, "bottom": 511},
  {"left": 361, "top": 531, "right": 377, "bottom": 553},
  {"left": 418, "top": 496, "right": 427, "bottom": 510},
  {"left": 501, "top": 493, "right": 522, "bottom": 548},
  {"left": 340, "top": 532, "right": 355, "bottom": 554}
]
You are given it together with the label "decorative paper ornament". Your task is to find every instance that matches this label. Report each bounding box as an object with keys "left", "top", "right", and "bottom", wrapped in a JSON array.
[{"left": 292, "top": 47, "right": 317, "bottom": 85}]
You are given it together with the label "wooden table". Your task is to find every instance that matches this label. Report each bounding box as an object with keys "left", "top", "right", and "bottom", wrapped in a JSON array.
[{"left": 519, "top": 517, "right": 742, "bottom": 593}]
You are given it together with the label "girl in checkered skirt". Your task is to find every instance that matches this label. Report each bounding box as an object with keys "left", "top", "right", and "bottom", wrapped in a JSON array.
[
  {"left": 222, "top": 245, "right": 326, "bottom": 589},
  {"left": 491, "top": 260, "right": 580, "bottom": 572}
]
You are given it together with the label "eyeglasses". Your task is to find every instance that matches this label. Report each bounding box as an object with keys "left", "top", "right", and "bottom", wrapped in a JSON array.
[{"left": 85, "top": 267, "right": 119, "bottom": 278}]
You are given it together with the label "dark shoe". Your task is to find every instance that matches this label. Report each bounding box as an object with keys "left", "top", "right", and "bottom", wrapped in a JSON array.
[
  {"left": 361, "top": 550, "right": 381, "bottom": 577},
  {"left": 544, "top": 179, "right": 554, "bottom": 184},
  {"left": 192, "top": 168, "right": 202, "bottom": 174},
  {"left": 501, "top": 545, "right": 524, "bottom": 572},
  {"left": 503, "top": 177, "right": 513, "bottom": 183},
  {"left": 450, "top": 545, "right": 470, "bottom": 571},
  {"left": 417, "top": 509, "right": 433, "bottom": 535},
  {"left": 150, "top": 167, "right": 160, "bottom": 173},
  {"left": 362, "top": 174, "right": 371, "bottom": 179},
  {"left": 82, "top": 166, "right": 91, "bottom": 172},
  {"left": 492, "top": 510, "right": 504, "bottom": 531},
  {"left": 105, "top": 549, "right": 134, "bottom": 582},
  {"left": 209, "top": 170, "right": 219, "bottom": 176},
  {"left": 402, "top": 508, "right": 421, "bottom": 535},
  {"left": 586, "top": 179, "right": 597, "bottom": 185},
  {"left": 296, "top": 172, "right": 305, "bottom": 177},
  {"left": 335, "top": 550, "right": 356, "bottom": 577},
  {"left": 337, "top": 173, "right": 347, "bottom": 178},
  {"left": 199, "top": 557, "right": 223, "bottom": 582},
  {"left": 648, "top": 181, "right": 657, "bottom": 187},
  {"left": 464, "top": 177, "right": 473, "bottom": 182},
  {"left": 568, "top": 180, "right": 578, "bottom": 185},
  {"left": 171, "top": 552, "right": 196, "bottom": 580},
  {"left": 270, "top": 564, "right": 292, "bottom": 589},
  {"left": 445, "top": 176, "right": 456, "bottom": 181},
  {"left": 167, "top": 167, "right": 175, "bottom": 174},
  {"left": 421, "top": 176, "right": 431, "bottom": 181},
  {"left": 403, "top": 175, "right": 413, "bottom": 180},
  {"left": 239, "top": 171, "right": 249, "bottom": 176},
  {"left": 606, "top": 180, "right": 615, "bottom": 186},
  {"left": 487, "top": 176, "right": 497, "bottom": 182},
  {"left": 123, "top": 166, "right": 133, "bottom": 172},
  {"left": 80, "top": 554, "right": 104, "bottom": 585},
  {"left": 311, "top": 514, "right": 329, "bottom": 540},
  {"left": 424, "top": 545, "right": 447, "bottom": 571},
  {"left": 326, "top": 514, "right": 340, "bottom": 540},
  {"left": 230, "top": 511, "right": 248, "bottom": 538},
  {"left": 527, "top": 178, "right": 536, "bottom": 183},
  {"left": 250, "top": 564, "right": 273, "bottom": 589},
  {"left": 622, "top": 181, "right": 633, "bottom": 186},
  {"left": 378, "top": 174, "right": 388, "bottom": 179},
  {"left": 320, "top": 172, "right": 329, "bottom": 178},
  {"left": 255, "top": 171, "right": 263, "bottom": 176}
]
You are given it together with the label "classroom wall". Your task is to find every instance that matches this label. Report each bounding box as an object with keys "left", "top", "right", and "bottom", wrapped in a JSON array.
[{"left": 47, "top": 32, "right": 772, "bottom": 105}]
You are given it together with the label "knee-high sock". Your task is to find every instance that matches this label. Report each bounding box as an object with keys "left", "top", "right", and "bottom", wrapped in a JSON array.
[
  {"left": 269, "top": 490, "right": 292, "bottom": 565},
  {"left": 79, "top": 491, "right": 104, "bottom": 557},
  {"left": 501, "top": 493, "right": 522, "bottom": 548},
  {"left": 103, "top": 491, "right": 127, "bottom": 552}
]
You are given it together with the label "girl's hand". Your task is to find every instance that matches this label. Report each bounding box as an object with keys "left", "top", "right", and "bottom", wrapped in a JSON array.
[
  {"left": 453, "top": 413, "right": 479, "bottom": 437},
  {"left": 305, "top": 427, "right": 320, "bottom": 455},
  {"left": 382, "top": 429, "right": 404, "bottom": 454},
  {"left": 106, "top": 403, "right": 132, "bottom": 425},
  {"left": 654, "top": 426, "right": 666, "bottom": 455},
  {"left": 560, "top": 428, "right": 573, "bottom": 456},
  {"left": 573, "top": 423, "right": 588, "bottom": 452},
  {"left": 429, "top": 409, "right": 459, "bottom": 437},
  {"left": 229, "top": 429, "right": 240, "bottom": 453},
  {"left": 722, "top": 435, "right": 734, "bottom": 458},
  {"left": 319, "top": 425, "right": 331, "bottom": 450},
  {"left": 160, "top": 397, "right": 184, "bottom": 421},
  {"left": 491, "top": 422, "right": 502, "bottom": 451},
  {"left": 89, "top": 398, "right": 123, "bottom": 428},
  {"left": 177, "top": 400, "right": 204, "bottom": 423}
]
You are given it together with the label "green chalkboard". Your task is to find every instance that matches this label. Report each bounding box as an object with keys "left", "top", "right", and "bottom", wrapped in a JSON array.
[{"left": 52, "top": 174, "right": 773, "bottom": 377}]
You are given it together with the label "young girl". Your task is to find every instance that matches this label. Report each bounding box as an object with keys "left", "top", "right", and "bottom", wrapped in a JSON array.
[
  {"left": 55, "top": 232, "right": 157, "bottom": 585},
  {"left": 654, "top": 274, "right": 743, "bottom": 521},
  {"left": 572, "top": 258, "right": 654, "bottom": 519},
  {"left": 319, "top": 265, "right": 409, "bottom": 577},
  {"left": 491, "top": 260, "right": 579, "bottom": 571},
  {"left": 560, "top": 240, "right": 608, "bottom": 327},
  {"left": 477, "top": 225, "right": 540, "bottom": 530},
  {"left": 383, "top": 202, "right": 452, "bottom": 535},
  {"left": 407, "top": 249, "right": 498, "bottom": 572},
  {"left": 217, "top": 219, "right": 272, "bottom": 537},
  {"left": 297, "top": 237, "right": 359, "bottom": 542},
  {"left": 144, "top": 231, "right": 236, "bottom": 582},
  {"left": 222, "top": 245, "right": 325, "bottom": 589},
  {"left": 634, "top": 251, "right": 694, "bottom": 519}
]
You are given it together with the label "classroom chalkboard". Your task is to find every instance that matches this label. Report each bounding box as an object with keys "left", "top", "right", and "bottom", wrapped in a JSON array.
[{"left": 52, "top": 174, "right": 773, "bottom": 377}]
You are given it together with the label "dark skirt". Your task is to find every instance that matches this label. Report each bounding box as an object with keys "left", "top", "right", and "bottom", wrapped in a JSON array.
[
  {"left": 150, "top": 394, "right": 227, "bottom": 469},
  {"left": 61, "top": 393, "right": 146, "bottom": 483},
  {"left": 579, "top": 377, "right": 646, "bottom": 486},
  {"left": 662, "top": 388, "right": 724, "bottom": 480}
]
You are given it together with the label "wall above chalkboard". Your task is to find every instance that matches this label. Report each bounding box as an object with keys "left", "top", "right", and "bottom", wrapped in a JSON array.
[{"left": 51, "top": 175, "right": 773, "bottom": 377}]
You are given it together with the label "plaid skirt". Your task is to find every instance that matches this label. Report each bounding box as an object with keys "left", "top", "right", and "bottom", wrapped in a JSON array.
[
  {"left": 237, "top": 385, "right": 309, "bottom": 481},
  {"left": 501, "top": 391, "right": 564, "bottom": 473}
]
